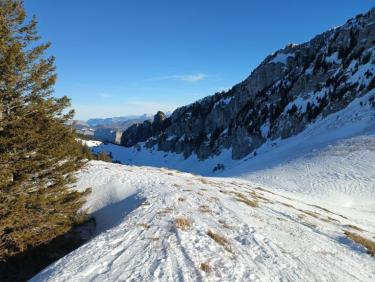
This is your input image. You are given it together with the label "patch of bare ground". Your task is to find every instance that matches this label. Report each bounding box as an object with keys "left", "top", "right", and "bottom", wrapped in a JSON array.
[
  {"left": 344, "top": 231, "right": 375, "bottom": 256},
  {"left": 175, "top": 218, "right": 191, "bottom": 231}
]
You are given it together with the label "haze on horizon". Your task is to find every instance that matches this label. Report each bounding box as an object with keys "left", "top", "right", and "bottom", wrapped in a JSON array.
[{"left": 24, "top": 0, "right": 374, "bottom": 120}]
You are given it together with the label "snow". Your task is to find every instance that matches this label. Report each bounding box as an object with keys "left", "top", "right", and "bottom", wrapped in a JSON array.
[
  {"left": 347, "top": 60, "right": 374, "bottom": 87},
  {"left": 32, "top": 158, "right": 375, "bottom": 281},
  {"left": 325, "top": 52, "right": 341, "bottom": 64},
  {"left": 269, "top": 52, "right": 295, "bottom": 64},
  {"left": 284, "top": 90, "right": 327, "bottom": 113},
  {"left": 214, "top": 97, "right": 233, "bottom": 108},
  {"left": 79, "top": 139, "right": 102, "bottom": 147},
  {"left": 32, "top": 92, "right": 375, "bottom": 281},
  {"left": 260, "top": 122, "right": 270, "bottom": 138}
]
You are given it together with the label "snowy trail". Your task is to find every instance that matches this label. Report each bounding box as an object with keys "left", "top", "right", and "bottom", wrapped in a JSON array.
[{"left": 32, "top": 162, "right": 375, "bottom": 282}]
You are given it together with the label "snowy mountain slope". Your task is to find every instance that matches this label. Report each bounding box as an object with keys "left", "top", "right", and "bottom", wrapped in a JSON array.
[
  {"left": 118, "top": 7, "right": 375, "bottom": 161},
  {"left": 86, "top": 90, "right": 375, "bottom": 203},
  {"left": 32, "top": 161, "right": 375, "bottom": 281}
]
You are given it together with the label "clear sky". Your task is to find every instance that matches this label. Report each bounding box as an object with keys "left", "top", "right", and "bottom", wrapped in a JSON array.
[{"left": 24, "top": 1, "right": 374, "bottom": 120}]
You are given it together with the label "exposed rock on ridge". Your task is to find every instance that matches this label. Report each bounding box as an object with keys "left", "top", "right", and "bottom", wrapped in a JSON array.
[{"left": 121, "top": 7, "right": 375, "bottom": 160}]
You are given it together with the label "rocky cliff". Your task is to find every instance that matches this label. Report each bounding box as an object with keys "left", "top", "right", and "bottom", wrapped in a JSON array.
[{"left": 121, "top": 7, "right": 375, "bottom": 160}]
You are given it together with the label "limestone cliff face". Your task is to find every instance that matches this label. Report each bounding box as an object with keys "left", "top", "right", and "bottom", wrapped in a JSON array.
[{"left": 121, "top": 7, "right": 375, "bottom": 160}]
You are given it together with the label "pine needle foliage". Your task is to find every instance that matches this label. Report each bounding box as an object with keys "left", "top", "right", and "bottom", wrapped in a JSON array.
[{"left": 0, "top": 0, "right": 90, "bottom": 260}]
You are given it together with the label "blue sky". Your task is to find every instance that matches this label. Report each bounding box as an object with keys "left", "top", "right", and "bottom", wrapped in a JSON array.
[{"left": 24, "top": 1, "right": 374, "bottom": 120}]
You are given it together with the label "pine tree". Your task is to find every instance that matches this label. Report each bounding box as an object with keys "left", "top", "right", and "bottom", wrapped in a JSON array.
[{"left": 0, "top": 0, "right": 89, "bottom": 260}]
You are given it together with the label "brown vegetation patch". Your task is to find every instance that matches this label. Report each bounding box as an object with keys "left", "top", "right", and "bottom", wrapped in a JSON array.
[
  {"left": 218, "top": 219, "right": 232, "bottom": 229},
  {"left": 302, "top": 221, "right": 317, "bottom": 229},
  {"left": 327, "top": 216, "right": 340, "bottom": 223},
  {"left": 175, "top": 218, "right": 191, "bottom": 231},
  {"left": 298, "top": 209, "right": 320, "bottom": 218},
  {"left": 207, "top": 230, "right": 231, "bottom": 252},
  {"left": 249, "top": 191, "right": 271, "bottom": 203},
  {"left": 198, "top": 205, "right": 212, "bottom": 213},
  {"left": 344, "top": 231, "right": 375, "bottom": 256},
  {"left": 231, "top": 192, "right": 258, "bottom": 207},
  {"left": 310, "top": 205, "right": 332, "bottom": 214},
  {"left": 280, "top": 202, "right": 295, "bottom": 208},
  {"left": 157, "top": 208, "right": 174, "bottom": 215},
  {"left": 200, "top": 262, "right": 212, "bottom": 273},
  {"left": 198, "top": 178, "right": 210, "bottom": 185},
  {"left": 255, "top": 187, "right": 276, "bottom": 195},
  {"left": 138, "top": 223, "right": 150, "bottom": 230},
  {"left": 346, "top": 224, "right": 363, "bottom": 231},
  {"left": 141, "top": 200, "right": 151, "bottom": 207}
]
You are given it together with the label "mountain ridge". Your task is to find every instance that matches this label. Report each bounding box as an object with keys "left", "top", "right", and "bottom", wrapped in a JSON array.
[{"left": 120, "top": 6, "right": 375, "bottom": 160}]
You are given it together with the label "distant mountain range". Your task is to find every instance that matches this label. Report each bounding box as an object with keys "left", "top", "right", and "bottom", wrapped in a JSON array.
[
  {"left": 72, "top": 114, "right": 152, "bottom": 143},
  {"left": 86, "top": 114, "right": 152, "bottom": 127}
]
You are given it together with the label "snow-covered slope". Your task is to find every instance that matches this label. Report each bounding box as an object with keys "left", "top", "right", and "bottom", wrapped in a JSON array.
[
  {"left": 87, "top": 90, "right": 375, "bottom": 202},
  {"left": 32, "top": 161, "right": 375, "bottom": 281},
  {"left": 32, "top": 83, "right": 375, "bottom": 282}
]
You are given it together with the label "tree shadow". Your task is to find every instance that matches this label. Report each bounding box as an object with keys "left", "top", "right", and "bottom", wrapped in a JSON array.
[
  {"left": 91, "top": 192, "right": 146, "bottom": 234},
  {"left": 1, "top": 192, "right": 146, "bottom": 281},
  {"left": 0, "top": 218, "right": 96, "bottom": 282}
]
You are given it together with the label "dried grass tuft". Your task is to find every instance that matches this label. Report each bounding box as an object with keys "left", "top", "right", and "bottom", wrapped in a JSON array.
[
  {"left": 200, "top": 262, "right": 212, "bottom": 273},
  {"left": 175, "top": 217, "right": 191, "bottom": 231},
  {"left": 345, "top": 231, "right": 375, "bottom": 256},
  {"left": 207, "top": 230, "right": 231, "bottom": 252}
]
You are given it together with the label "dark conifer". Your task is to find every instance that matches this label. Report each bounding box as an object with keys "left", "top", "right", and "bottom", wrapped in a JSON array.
[{"left": 0, "top": 0, "right": 89, "bottom": 260}]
